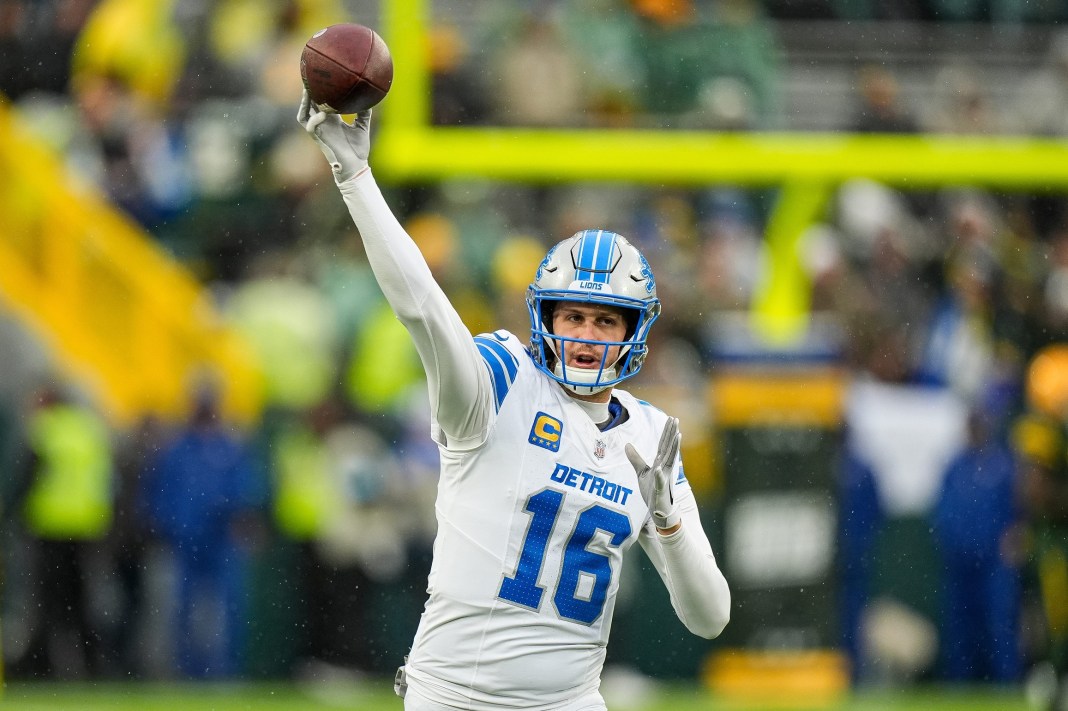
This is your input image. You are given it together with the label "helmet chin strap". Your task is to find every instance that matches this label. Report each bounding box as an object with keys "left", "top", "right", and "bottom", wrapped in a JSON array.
[
  {"left": 553, "top": 361, "right": 616, "bottom": 396},
  {"left": 545, "top": 336, "right": 629, "bottom": 396}
]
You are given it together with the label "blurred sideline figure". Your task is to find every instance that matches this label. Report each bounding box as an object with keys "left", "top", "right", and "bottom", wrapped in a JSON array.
[
  {"left": 268, "top": 399, "right": 346, "bottom": 675},
  {"left": 837, "top": 436, "right": 884, "bottom": 683},
  {"left": 298, "top": 92, "right": 730, "bottom": 710},
  {"left": 932, "top": 400, "right": 1023, "bottom": 683},
  {"left": 145, "top": 381, "right": 265, "bottom": 679},
  {"left": 1014, "top": 345, "right": 1068, "bottom": 711},
  {"left": 6, "top": 382, "right": 114, "bottom": 679},
  {"left": 105, "top": 413, "right": 166, "bottom": 678}
]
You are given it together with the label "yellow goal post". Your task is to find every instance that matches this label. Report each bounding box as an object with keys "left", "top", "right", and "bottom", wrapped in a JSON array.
[{"left": 374, "top": 0, "right": 1068, "bottom": 344}]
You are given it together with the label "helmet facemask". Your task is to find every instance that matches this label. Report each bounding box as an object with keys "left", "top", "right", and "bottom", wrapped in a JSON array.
[{"left": 527, "top": 230, "right": 660, "bottom": 396}]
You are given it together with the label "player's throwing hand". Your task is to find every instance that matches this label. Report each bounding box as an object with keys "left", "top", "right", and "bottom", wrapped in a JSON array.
[
  {"left": 296, "top": 89, "right": 371, "bottom": 183},
  {"left": 627, "top": 417, "right": 682, "bottom": 531}
]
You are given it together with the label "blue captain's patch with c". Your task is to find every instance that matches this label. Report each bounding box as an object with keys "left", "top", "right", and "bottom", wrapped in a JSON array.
[{"left": 529, "top": 412, "right": 563, "bottom": 452}]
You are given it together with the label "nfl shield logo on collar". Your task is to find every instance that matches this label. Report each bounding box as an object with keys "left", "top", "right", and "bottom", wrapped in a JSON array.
[{"left": 594, "top": 439, "right": 606, "bottom": 459}]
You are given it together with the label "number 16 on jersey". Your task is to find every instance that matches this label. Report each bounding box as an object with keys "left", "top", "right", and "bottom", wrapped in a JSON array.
[{"left": 497, "top": 488, "right": 633, "bottom": 625}]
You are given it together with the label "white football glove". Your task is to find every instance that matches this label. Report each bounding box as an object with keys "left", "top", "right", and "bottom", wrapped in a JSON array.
[
  {"left": 626, "top": 417, "right": 682, "bottom": 531},
  {"left": 297, "top": 89, "right": 370, "bottom": 183}
]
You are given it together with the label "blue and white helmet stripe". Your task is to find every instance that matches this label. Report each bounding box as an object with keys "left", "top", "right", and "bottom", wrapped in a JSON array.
[{"left": 573, "top": 229, "right": 618, "bottom": 285}]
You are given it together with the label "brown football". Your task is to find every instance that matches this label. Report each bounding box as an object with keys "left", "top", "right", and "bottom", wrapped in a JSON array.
[{"left": 300, "top": 23, "right": 393, "bottom": 114}]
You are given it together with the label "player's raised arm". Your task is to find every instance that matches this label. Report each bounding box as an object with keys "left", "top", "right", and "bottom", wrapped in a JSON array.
[{"left": 297, "top": 93, "right": 495, "bottom": 448}]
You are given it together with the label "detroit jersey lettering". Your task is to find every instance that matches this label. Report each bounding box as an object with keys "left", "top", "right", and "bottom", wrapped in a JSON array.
[{"left": 404, "top": 331, "right": 686, "bottom": 710}]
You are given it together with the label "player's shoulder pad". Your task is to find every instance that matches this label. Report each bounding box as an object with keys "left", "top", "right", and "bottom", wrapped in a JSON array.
[
  {"left": 479, "top": 329, "right": 516, "bottom": 344},
  {"left": 473, "top": 330, "right": 527, "bottom": 412},
  {"left": 474, "top": 329, "right": 529, "bottom": 359}
]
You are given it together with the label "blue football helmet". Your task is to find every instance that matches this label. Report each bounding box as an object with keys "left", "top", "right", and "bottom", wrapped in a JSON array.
[{"left": 527, "top": 229, "right": 661, "bottom": 395}]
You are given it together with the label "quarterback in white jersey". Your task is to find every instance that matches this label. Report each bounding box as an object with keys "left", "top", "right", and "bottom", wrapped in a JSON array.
[{"left": 298, "top": 92, "right": 730, "bottom": 711}]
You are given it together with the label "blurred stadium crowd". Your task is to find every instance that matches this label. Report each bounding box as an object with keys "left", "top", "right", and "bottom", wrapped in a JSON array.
[{"left": 2, "top": 0, "right": 1068, "bottom": 701}]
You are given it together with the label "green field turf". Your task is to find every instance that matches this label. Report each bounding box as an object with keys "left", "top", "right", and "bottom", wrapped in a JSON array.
[{"left": 0, "top": 680, "right": 1034, "bottom": 711}]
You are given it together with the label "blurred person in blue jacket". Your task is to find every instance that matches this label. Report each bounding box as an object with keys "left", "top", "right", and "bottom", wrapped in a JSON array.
[
  {"left": 932, "top": 400, "right": 1023, "bottom": 683},
  {"left": 146, "top": 382, "right": 265, "bottom": 679},
  {"left": 837, "top": 439, "right": 884, "bottom": 683}
]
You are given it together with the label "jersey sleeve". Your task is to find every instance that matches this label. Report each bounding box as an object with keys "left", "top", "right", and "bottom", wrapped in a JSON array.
[
  {"left": 337, "top": 170, "right": 496, "bottom": 449},
  {"left": 638, "top": 465, "right": 731, "bottom": 639}
]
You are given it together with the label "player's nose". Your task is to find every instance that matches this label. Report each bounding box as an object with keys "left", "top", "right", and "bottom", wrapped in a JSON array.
[{"left": 574, "top": 318, "right": 601, "bottom": 340}]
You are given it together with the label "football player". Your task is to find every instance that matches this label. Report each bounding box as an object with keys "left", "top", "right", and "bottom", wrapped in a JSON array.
[
  {"left": 1013, "top": 345, "right": 1068, "bottom": 711},
  {"left": 298, "top": 92, "right": 730, "bottom": 711}
]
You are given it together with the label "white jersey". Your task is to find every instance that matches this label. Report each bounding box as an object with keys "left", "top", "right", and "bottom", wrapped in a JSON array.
[
  {"left": 337, "top": 170, "right": 729, "bottom": 710},
  {"left": 409, "top": 330, "right": 685, "bottom": 708}
]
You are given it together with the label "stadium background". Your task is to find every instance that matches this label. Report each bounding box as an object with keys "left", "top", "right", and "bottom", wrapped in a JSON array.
[{"left": 1, "top": 0, "right": 1067, "bottom": 708}]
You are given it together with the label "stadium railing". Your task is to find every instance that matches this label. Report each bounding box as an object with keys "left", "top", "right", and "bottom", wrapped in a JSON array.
[{"left": 0, "top": 96, "right": 263, "bottom": 426}]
